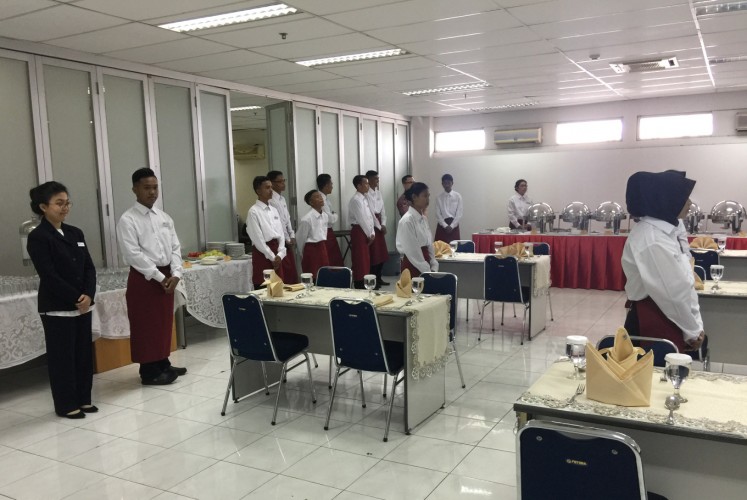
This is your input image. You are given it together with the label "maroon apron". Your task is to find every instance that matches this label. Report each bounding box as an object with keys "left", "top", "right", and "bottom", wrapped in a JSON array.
[
  {"left": 624, "top": 297, "right": 689, "bottom": 352},
  {"left": 325, "top": 227, "right": 344, "bottom": 267},
  {"left": 370, "top": 213, "right": 389, "bottom": 265},
  {"left": 351, "top": 224, "right": 371, "bottom": 281},
  {"left": 281, "top": 242, "right": 299, "bottom": 284},
  {"left": 302, "top": 241, "right": 329, "bottom": 280},
  {"left": 126, "top": 266, "right": 174, "bottom": 363},
  {"left": 401, "top": 246, "right": 430, "bottom": 278},
  {"left": 435, "top": 217, "right": 460, "bottom": 243},
  {"left": 252, "top": 239, "right": 283, "bottom": 286}
]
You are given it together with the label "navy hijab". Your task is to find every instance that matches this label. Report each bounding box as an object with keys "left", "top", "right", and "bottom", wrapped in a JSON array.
[{"left": 626, "top": 170, "right": 695, "bottom": 226}]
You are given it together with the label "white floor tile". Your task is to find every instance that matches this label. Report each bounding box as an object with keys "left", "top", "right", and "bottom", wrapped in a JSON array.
[
  {"left": 440, "top": 395, "right": 514, "bottom": 423},
  {"left": 131, "top": 391, "right": 211, "bottom": 416},
  {"left": 477, "top": 422, "right": 517, "bottom": 452},
  {"left": 453, "top": 447, "right": 516, "bottom": 486},
  {"left": 125, "top": 416, "right": 212, "bottom": 447},
  {"left": 22, "top": 427, "right": 117, "bottom": 461},
  {"left": 80, "top": 408, "right": 166, "bottom": 438},
  {"left": 0, "top": 450, "right": 57, "bottom": 487},
  {"left": 225, "top": 435, "right": 317, "bottom": 473},
  {"left": 64, "top": 476, "right": 162, "bottom": 500},
  {"left": 426, "top": 473, "right": 517, "bottom": 500},
  {"left": 116, "top": 448, "right": 216, "bottom": 490},
  {"left": 284, "top": 447, "right": 379, "bottom": 490},
  {"left": 326, "top": 424, "right": 407, "bottom": 459},
  {"left": 383, "top": 435, "right": 473, "bottom": 473},
  {"left": 0, "top": 418, "right": 73, "bottom": 449},
  {"left": 242, "top": 475, "right": 341, "bottom": 500},
  {"left": 171, "top": 426, "right": 262, "bottom": 460},
  {"left": 220, "top": 404, "right": 301, "bottom": 434},
  {"left": 269, "top": 414, "right": 350, "bottom": 445},
  {"left": 414, "top": 414, "right": 493, "bottom": 445},
  {"left": 1, "top": 462, "right": 106, "bottom": 500},
  {"left": 347, "top": 460, "right": 447, "bottom": 500},
  {"left": 66, "top": 437, "right": 164, "bottom": 474},
  {"left": 169, "top": 461, "right": 274, "bottom": 500}
]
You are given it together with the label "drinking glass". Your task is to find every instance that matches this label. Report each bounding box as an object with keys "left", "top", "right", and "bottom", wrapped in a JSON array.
[
  {"left": 449, "top": 241, "right": 458, "bottom": 258},
  {"left": 565, "top": 335, "right": 588, "bottom": 379},
  {"left": 301, "top": 273, "right": 313, "bottom": 294},
  {"left": 665, "top": 353, "right": 692, "bottom": 403},
  {"left": 710, "top": 264, "right": 724, "bottom": 291},
  {"left": 411, "top": 276, "right": 425, "bottom": 301},
  {"left": 364, "top": 274, "right": 376, "bottom": 297},
  {"left": 494, "top": 241, "right": 503, "bottom": 254},
  {"left": 263, "top": 269, "right": 273, "bottom": 283},
  {"left": 523, "top": 242, "right": 533, "bottom": 256},
  {"left": 716, "top": 235, "right": 727, "bottom": 253}
]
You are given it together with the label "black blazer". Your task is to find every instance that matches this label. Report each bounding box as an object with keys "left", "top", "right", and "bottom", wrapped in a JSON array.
[{"left": 26, "top": 217, "right": 97, "bottom": 313}]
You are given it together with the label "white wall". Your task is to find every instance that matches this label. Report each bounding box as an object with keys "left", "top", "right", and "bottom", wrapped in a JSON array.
[
  {"left": 232, "top": 129, "right": 269, "bottom": 224},
  {"left": 412, "top": 91, "right": 747, "bottom": 236}
]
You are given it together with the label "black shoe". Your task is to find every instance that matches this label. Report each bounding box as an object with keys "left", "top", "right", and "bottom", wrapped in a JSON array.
[
  {"left": 374, "top": 283, "right": 382, "bottom": 290},
  {"left": 80, "top": 405, "right": 99, "bottom": 413},
  {"left": 169, "top": 366, "right": 187, "bottom": 376},
  {"left": 142, "top": 370, "right": 178, "bottom": 385},
  {"left": 59, "top": 409, "right": 85, "bottom": 419},
  {"left": 379, "top": 279, "right": 391, "bottom": 286}
]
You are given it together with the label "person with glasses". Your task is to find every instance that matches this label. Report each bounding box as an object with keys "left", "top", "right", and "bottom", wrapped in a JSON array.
[
  {"left": 507, "top": 179, "right": 532, "bottom": 230},
  {"left": 27, "top": 182, "right": 97, "bottom": 419},
  {"left": 267, "top": 170, "right": 300, "bottom": 284}
]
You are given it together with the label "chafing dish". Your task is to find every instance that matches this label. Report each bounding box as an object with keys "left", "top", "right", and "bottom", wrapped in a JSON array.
[
  {"left": 561, "top": 202, "right": 591, "bottom": 230},
  {"left": 526, "top": 203, "right": 556, "bottom": 233},
  {"left": 685, "top": 202, "right": 704, "bottom": 234},
  {"left": 709, "top": 200, "right": 745, "bottom": 234},
  {"left": 593, "top": 201, "right": 627, "bottom": 235}
]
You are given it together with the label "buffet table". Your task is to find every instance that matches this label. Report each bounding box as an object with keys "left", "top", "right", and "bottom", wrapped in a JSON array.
[
  {"left": 697, "top": 280, "right": 747, "bottom": 366},
  {"left": 515, "top": 361, "right": 747, "bottom": 499},
  {"left": 232, "top": 287, "right": 449, "bottom": 434}
]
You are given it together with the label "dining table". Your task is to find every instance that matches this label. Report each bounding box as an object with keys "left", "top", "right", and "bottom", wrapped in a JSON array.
[
  {"left": 719, "top": 249, "right": 747, "bottom": 282},
  {"left": 697, "top": 280, "right": 747, "bottom": 368}
]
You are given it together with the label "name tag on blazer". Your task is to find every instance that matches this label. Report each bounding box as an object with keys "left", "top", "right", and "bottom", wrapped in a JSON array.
[{"left": 77, "top": 242, "right": 86, "bottom": 247}]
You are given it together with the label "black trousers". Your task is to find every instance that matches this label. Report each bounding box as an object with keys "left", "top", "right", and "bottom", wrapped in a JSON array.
[
  {"left": 40, "top": 313, "right": 94, "bottom": 415},
  {"left": 139, "top": 358, "right": 172, "bottom": 380}
]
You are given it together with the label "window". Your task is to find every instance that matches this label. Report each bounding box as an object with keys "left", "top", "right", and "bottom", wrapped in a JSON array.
[
  {"left": 556, "top": 119, "right": 622, "bottom": 145},
  {"left": 434, "top": 129, "right": 485, "bottom": 152},
  {"left": 638, "top": 113, "right": 713, "bottom": 140}
]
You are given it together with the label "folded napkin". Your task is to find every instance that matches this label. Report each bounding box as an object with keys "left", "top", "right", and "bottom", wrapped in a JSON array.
[
  {"left": 396, "top": 269, "right": 412, "bottom": 298},
  {"left": 690, "top": 236, "right": 718, "bottom": 249},
  {"left": 372, "top": 295, "right": 394, "bottom": 307},
  {"left": 284, "top": 284, "right": 305, "bottom": 292},
  {"left": 498, "top": 242, "right": 528, "bottom": 258},
  {"left": 585, "top": 327, "right": 653, "bottom": 407},
  {"left": 434, "top": 240, "right": 451, "bottom": 258},
  {"left": 265, "top": 271, "right": 284, "bottom": 297}
]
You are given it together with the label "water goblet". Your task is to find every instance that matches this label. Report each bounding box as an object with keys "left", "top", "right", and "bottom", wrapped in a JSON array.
[
  {"left": 523, "top": 242, "right": 533, "bottom": 257},
  {"left": 411, "top": 277, "right": 425, "bottom": 301},
  {"left": 263, "top": 269, "right": 273, "bottom": 283},
  {"left": 716, "top": 235, "right": 727, "bottom": 253},
  {"left": 664, "top": 353, "right": 692, "bottom": 404},
  {"left": 494, "top": 241, "right": 503, "bottom": 254},
  {"left": 565, "top": 335, "right": 588, "bottom": 379},
  {"left": 449, "top": 240, "right": 458, "bottom": 258},
  {"left": 710, "top": 264, "right": 724, "bottom": 291},
  {"left": 364, "top": 274, "right": 377, "bottom": 297},
  {"left": 301, "top": 273, "right": 313, "bottom": 295}
]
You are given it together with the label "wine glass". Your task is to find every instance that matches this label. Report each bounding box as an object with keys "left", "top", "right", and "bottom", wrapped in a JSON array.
[
  {"left": 494, "top": 241, "right": 503, "bottom": 254},
  {"left": 523, "top": 242, "right": 533, "bottom": 257},
  {"left": 364, "top": 274, "right": 376, "bottom": 297},
  {"left": 716, "top": 235, "right": 727, "bottom": 253},
  {"left": 449, "top": 240, "right": 458, "bottom": 258},
  {"left": 301, "top": 273, "right": 313, "bottom": 295},
  {"left": 565, "top": 335, "right": 588, "bottom": 379},
  {"left": 710, "top": 264, "right": 724, "bottom": 291},
  {"left": 411, "top": 277, "right": 425, "bottom": 301},
  {"left": 263, "top": 269, "right": 273, "bottom": 284},
  {"left": 664, "top": 353, "right": 692, "bottom": 403}
]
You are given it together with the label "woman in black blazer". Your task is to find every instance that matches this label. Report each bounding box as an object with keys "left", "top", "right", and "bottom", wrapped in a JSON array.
[{"left": 26, "top": 181, "right": 97, "bottom": 419}]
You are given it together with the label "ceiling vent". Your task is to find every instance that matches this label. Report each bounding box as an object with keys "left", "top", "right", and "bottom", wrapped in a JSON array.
[{"left": 609, "top": 56, "right": 679, "bottom": 74}]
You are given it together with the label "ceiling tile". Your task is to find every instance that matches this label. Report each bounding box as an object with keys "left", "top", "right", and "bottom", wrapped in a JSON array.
[
  {"left": 243, "top": 70, "right": 341, "bottom": 88},
  {"left": 74, "top": 0, "right": 251, "bottom": 22},
  {"left": 251, "top": 33, "right": 385, "bottom": 59},
  {"left": 104, "top": 38, "right": 232, "bottom": 64},
  {"left": 322, "top": 55, "right": 435, "bottom": 77},
  {"left": 354, "top": 66, "right": 459, "bottom": 84},
  {"left": 551, "top": 23, "right": 697, "bottom": 52},
  {"left": 49, "top": 22, "right": 186, "bottom": 53},
  {"left": 156, "top": 50, "right": 275, "bottom": 72},
  {"left": 200, "top": 60, "right": 305, "bottom": 80},
  {"left": 428, "top": 41, "right": 557, "bottom": 65},
  {"left": 400, "top": 28, "right": 543, "bottom": 56},
  {"left": 271, "top": 78, "right": 369, "bottom": 94},
  {"left": 286, "top": 0, "right": 408, "bottom": 16},
  {"left": 699, "top": 11, "right": 747, "bottom": 34},
  {"left": 202, "top": 17, "right": 351, "bottom": 48},
  {"left": 0, "top": 0, "right": 56, "bottom": 21},
  {"left": 507, "top": 0, "right": 688, "bottom": 26},
  {"left": 0, "top": 4, "right": 125, "bottom": 42}
]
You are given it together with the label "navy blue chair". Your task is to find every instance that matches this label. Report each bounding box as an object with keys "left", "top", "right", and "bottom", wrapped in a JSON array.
[
  {"left": 451, "top": 239, "right": 475, "bottom": 253},
  {"left": 596, "top": 335, "right": 678, "bottom": 368},
  {"left": 693, "top": 264, "right": 706, "bottom": 282},
  {"left": 221, "top": 293, "right": 316, "bottom": 424},
  {"left": 531, "top": 242, "right": 553, "bottom": 321},
  {"left": 326, "top": 298, "right": 405, "bottom": 441},
  {"left": 316, "top": 266, "right": 353, "bottom": 289},
  {"left": 518, "top": 420, "right": 667, "bottom": 500},
  {"left": 690, "top": 249, "right": 719, "bottom": 280},
  {"left": 422, "top": 272, "right": 465, "bottom": 389},
  {"left": 479, "top": 255, "right": 531, "bottom": 344}
]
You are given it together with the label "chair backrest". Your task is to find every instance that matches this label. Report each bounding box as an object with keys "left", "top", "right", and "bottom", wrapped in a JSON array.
[
  {"left": 596, "top": 335, "right": 678, "bottom": 367},
  {"left": 693, "top": 265, "right": 706, "bottom": 282},
  {"left": 484, "top": 255, "right": 524, "bottom": 304},
  {"left": 421, "top": 272, "right": 457, "bottom": 333},
  {"left": 690, "top": 249, "right": 719, "bottom": 280},
  {"left": 451, "top": 240, "right": 475, "bottom": 253},
  {"left": 316, "top": 266, "right": 353, "bottom": 288},
  {"left": 221, "top": 294, "right": 277, "bottom": 362},
  {"left": 533, "top": 242, "right": 551, "bottom": 255},
  {"left": 518, "top": 420, "right": 647, "bottom": 500},
  {"left": 329, "top": 298, "right": 390, "bottom": 374}
]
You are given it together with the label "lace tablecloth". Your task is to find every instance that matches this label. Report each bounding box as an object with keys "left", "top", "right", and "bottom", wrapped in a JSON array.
[
  {"left": 697, "top": 280, "right": 747, "bottom": 298},
  {"left": 442, "top": 253, "right": 551, "bottom": 296},
  {"left": 249, "top": 287, "right": 450, "bottom": 379}
]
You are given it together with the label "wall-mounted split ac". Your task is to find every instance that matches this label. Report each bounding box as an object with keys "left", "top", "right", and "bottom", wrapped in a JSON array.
[{"left": 494, "top": 127, "right": 542, "bottom": 146}]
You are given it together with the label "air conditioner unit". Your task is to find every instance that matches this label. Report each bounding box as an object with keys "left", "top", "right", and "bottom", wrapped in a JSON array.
[
  {"left": 736, "top": 112, "right": 747, "bottom": 132},
  {"left": 494, "top": 128, "right": 542, "bottom": 145}
]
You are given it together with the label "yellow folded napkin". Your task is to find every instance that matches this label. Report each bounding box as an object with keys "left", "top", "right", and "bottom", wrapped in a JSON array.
[
  {"left": 498, "top": 242, "right": 527, "bottom": 258},
  {"left": 690, "top": 236, "right": 718, "bottom": 249},
  {"left": 433, "top": 240, "right": 451, "bottom": 258},
  {"left": 372, "top": 295, "right": 394, "bottom": 307},
  {"left": 585, "top": 327, "right": 653, "bottom": 407},
  {"left": 266, "top": 271, "right": 284, "bottom": 297},
  {"left": 283, "top": 284, "right": 305, "bottom": 292},
  {"left": 396, "top": 268, "right": 412, "bottom": 298}
]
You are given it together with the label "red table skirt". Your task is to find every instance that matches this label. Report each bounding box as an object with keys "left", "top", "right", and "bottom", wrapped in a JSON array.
[{"left": 473, "top": 233, "right": 628, "bottom": 291}]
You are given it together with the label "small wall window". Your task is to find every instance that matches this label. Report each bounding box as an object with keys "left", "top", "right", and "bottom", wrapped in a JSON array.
[
  {"left": 434, "top": 129, "right": 485, "bottom": 152},
  {"left": 556, "top": 119, "right": 623, "bottom": 145},
  {"left": 638, "top": 113, "right": 713, "bottom": 140}
]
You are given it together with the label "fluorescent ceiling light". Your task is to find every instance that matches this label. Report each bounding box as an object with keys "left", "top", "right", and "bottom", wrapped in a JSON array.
[
  {"left": 159, "top": 3, "right": 297, "bottom": 32},
  {"left": 695, "top": 1, "right": 747, "bottom": 17},
  {"left": 470, "top": 101, "right": 539, "bottom": 112},
  {"left": 403, "top": 82, "right": 489, "bottom": 96},
  {"left": 295, "top": 49, "right": 406, "bottom": 67},
  {"left": 231, "top": 106, "right": 263, "bottom": 111}
]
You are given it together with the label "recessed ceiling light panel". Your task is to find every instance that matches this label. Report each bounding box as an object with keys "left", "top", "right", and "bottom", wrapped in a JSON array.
[
  {"left": 695, "top": 1, "right": 747, "bottom": 17},
  {"left": 159, "top": 3, "right": 298, "bottom": 32},
  {"left": 296, "top": 49, "right": 406, "bottom": 67},
  {"left": 231, "top": 106, "right": 263, "bottom": 111},
  {"left": 403, "top": 82, "right": 489, "bottom": 96}
]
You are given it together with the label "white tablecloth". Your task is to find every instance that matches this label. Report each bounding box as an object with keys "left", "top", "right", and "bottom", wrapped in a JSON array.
[{"left": 442, "top": 253, "right": 551, "bottom": 296}]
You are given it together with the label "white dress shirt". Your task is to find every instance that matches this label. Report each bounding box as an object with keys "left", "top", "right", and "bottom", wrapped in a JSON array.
[
  {"left": 436, "top": 190, "right": 463, "bottom": 228},
  {"left": 320, "top": 192, "right": 338, "bottom": 227},
  {"left": 246, "top": 201, "right": 286, "bottom": 261},
  {"left": 269, "top": 190, "right": 295, "bottom": 240},
  {"left": 366, "top": 187, "right": 387, "bottom": 227},
  {"left": 296, "top": 208, "right": 329, "bottom": 255},
  {"left": 117, "top": 202, "right": 182, "bottom": 283},
  {"left": 396, "top": 207, "right": 438, "bottom": 274},
  {"left": 507, "top": 193, "right": 533, "bottom": 227},
  {"left": 621, "top": 216, "right": 703, "bottom": 342},
  {"left": 348, "top": 192, "right": 376, "bottom": 237}
]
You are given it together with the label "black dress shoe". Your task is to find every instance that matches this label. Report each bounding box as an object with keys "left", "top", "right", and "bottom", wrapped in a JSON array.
[
  {"left": 379, "top": 280, "right": 391, "bottom": 286},
  {"left": 142, "top": 370, "right": 178, "bottom": 385},
  {"left": 80, "top": 405, "right": 99, "bottom": 413},
  {"left": 59, "top": 410, "right": 85, "bottom": 419},
  {"left": 169, "top": 366, "right": 187, "bottom": 376}
]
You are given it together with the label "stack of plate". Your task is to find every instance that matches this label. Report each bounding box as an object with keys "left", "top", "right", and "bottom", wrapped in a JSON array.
[
  {"left": 225, "top": 242, "right": 245, "bottom": 259},
  {"left": 206, "top": 242, "right": 225, "bottom": 253}
]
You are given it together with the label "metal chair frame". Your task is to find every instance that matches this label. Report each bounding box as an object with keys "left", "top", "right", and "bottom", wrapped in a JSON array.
[
  {"left": 690, "top": 249, "right": 719, "bottom": 280},
  {"left": 596, "top": 334, "right": 678, "bottom": 367},
  {"left": 532, "top": 242, "right": 554, "bottom": 321},
  {"left": 316, "top": 266, "right": 354, "bottom": 388},
  {"left": 449, "top": 239, "right": 478, "bottom": 321},
  {"left": 422, "top": 272, "right": 465, "bottom": 389},
  {"left": 479, "top": 255, "right": 531, "bottom": 344}
]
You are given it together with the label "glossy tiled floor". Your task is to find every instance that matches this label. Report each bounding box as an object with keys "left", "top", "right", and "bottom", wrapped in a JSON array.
[{"left": 0, "top": 288, "right": 629, "bottom": 500}]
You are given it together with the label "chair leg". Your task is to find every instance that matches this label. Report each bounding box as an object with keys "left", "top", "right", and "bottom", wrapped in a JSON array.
[
  {"left": 478, "top": 301, "right": 490, "bottom": 341},
  {"left": 466, "top": 299, "right": 469, "bottom": 322},
  {"left": 358, "top": 370, "right": 367, "bottom": 408},
  {"left": 492, "top": 302, "right": 495, "bottom": 331},
  {"left": 501, "top": 303, "right": 505, "bottom": 326},
  {"left": 548, "top": 289, "right": 554, "bottom": 321},
  {"left": 383, "top": 372, "right": 399, "bottom": 442},
  {"left": 382, "top": 374, "right": 387, "bottom": 399},
  {"left": 260, "top": 361, "right": 269, "bottom": 395},
  {"left": 324, "top": 366, "right": 341, "bottom": 430},
  {"left": 328, "top": 357, "right": 333, "bottom": 389},
  {"left": 303, "top": 352, "right": 317, "bottom": 404},
  {"left": 513, "top": 303, "right": 517, "bottom": 318},
  {"left": 221, "top": 358, "right": 237, "bottom": 416},
  {"left": 271, "top": 362, "right": 288, "bottom": 425},
  {"left": 452, "top": 339, "right": 466, "bottom": 389},
  {"left": 521, "top": 305, "right": 529, "bottom": 345},
  {"left": 311, "top": 353, "right": 319, "bottom": 368}
]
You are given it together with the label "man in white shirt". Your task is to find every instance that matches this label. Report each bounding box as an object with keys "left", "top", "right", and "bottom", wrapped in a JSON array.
[
  {"left": 507, "top": 179, "right": 532, "bottom": 230},
  {"left": 316, "top": 173, "right": 344, "bottom": 266},
  {"left": 117, "top": 168, "right": 185, "bottom": 386},
  {"left": 365, "top": 170, "right": 390, "bottom": 288},
  {"left": 397, "top": 175, "right": 414, "bottom": 217},
  {"left": 396, "top": 182, "right": 438, "bottom": 277},
  {"left": 297, "top": 189, "right": 330, "bottom": 280},
  {"left": 348, "top": 175, "right": 376, "bottom": 289},
  {"left": 435, "top": 173, "right": 464, "bottom": 243},
  {"left": 246, "top": 176, "right": 286, "bottom": 288},
  {"left": 267, "top": 170, "right": 299, "bottom": 284}
]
